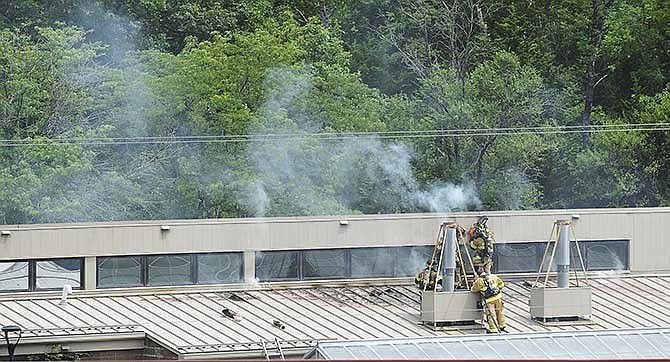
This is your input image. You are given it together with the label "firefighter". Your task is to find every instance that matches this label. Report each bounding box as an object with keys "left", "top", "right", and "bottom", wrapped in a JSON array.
[
  {"left": 469, "top": 216, "right": 494, "bottom": 274},
  {"left": 415, "top": 261, "right": 443, "bottom": 291},
  {"left": 470, "top": 271, "right": 506, "bottom": 333}
]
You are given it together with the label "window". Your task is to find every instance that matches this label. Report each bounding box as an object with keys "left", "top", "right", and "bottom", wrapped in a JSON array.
[
  {"left": 97, "top": 256, "right": 143, "bottom": 288},
  {"left": 351, "top": 248, "right": 395, "bottom": 278},
  {"left": 147, "top": 254, "right": 193, "bottom": 286},
  {"left": 97, "top": 253, "right": 244, "bottom": 289},
  {"left": 197, "top": 253, "right": 243, "bottom": 284},
  {"left": 303, "top": 249, "right": 348, "bottom": 279},
  {"left": 571, "top": 242, "right": 586, "bottom": 269},
  {"left": 496, "top": 243, "right": 541, "bottom": 273},
  {"left": 36, "top": 259, "right": 82, "bottom": 290},
  {"left": 255, "top": 251, "right": 299, "bottom": 281},
  {"left": 536, "top": 241, "right": 583, "bottom": 273},
  {"left": 0, "top": 259, "right": 83, "bottom": 292},
  {"left": 256, "top": 245, "right": 434, "bottom": 281},
  {"left": 584, "top": 240, "right": 629, "bottom": 271},
  {"left": 0, "top": 261, "right": 29, "bottom": 291},
  {"left": 396, "top": 246, "right": 433, "bottom": 277},
  {"left": 253, "top": 239, "right": 629, "bottom": 282},
  {"left": 493, "top": 239, "right": 628, "bottom": 274}
]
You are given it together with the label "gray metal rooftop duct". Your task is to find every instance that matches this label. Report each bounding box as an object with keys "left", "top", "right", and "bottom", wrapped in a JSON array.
[
  {"left": 557, "top": 220, "right": 571, "bottom": 288},
  {"left": 441, "top": 224, "right": 457, "bottom": 293}
]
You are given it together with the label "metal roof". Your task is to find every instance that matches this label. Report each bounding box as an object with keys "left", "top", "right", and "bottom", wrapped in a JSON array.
[
  {"left": 309, "top": 327, "right": 670, "bottom": 360},
  {"left": 1, "top": 274, "right": 669, "bottom": 358}
]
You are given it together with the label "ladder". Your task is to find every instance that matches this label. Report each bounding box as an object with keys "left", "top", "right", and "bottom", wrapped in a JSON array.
[
  {"left": 261, "top": 338, "right": 285, "bottom": 360},
  {"left": 423, "top": 221, "right": 476, "bottom": 292},
  {"left": 274, "top": 337, "right": 285, "bottom": 360}
]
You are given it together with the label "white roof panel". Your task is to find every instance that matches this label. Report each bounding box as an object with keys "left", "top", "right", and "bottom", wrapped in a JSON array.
[{"left": 313, "top": 328, "right": 670, "bottom": 360}]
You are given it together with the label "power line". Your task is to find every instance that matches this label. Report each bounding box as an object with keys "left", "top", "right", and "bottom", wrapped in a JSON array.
[
  {"left": 4, "top": 122, "right": 667, "bottom": 141},
  {"left": 1, "top": 123, "right": 669, "bottom": 147}
]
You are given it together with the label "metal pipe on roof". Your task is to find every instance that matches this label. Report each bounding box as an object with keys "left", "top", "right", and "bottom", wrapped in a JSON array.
[
  {"left": 442, "top": 224, "right": 457, "bottom": 292},
  {"left": 557, "top": 220, "right": 571, "bottom": 288}
]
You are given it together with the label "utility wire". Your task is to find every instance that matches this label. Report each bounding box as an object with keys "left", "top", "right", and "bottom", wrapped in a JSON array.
[
  {"left": 3, "top": 122, "right": 667, "bottom": 141},
  {"left": 1, "top": 123, "right": 669, "bottom": 147}
]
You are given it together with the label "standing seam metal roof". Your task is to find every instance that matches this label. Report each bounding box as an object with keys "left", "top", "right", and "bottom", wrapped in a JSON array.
[{"left": 0, "top": 274, "right": 668, "bottom": 358}]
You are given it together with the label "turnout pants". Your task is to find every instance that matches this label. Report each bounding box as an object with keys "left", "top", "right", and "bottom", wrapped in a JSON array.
[
  {"left": 485, "top": 299, "right": 506, "bottom": 333},
  {"left": 474, "top": 258, "right": 493, "bottom": 274}
]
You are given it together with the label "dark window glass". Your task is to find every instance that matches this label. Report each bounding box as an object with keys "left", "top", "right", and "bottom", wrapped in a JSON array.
[
  {"left": 538, "top": 242, "right": 555, "bottom": 273},
  {"left": 197, "top": 253, "right": 243, "bottom": 284},
  {"left": 147, "top": 255, "right": 193, "bottom": 286},
  {"left": 36, "top": 259, "right": 82, "bottom": 290},
  {"left": 496, "top": 243, "right": 541, "bottom": 273},
  {"left": 303, "top": 249, "right": 347, "bottom": 279},
  {"left": 0, "top": 261, "right": 29, "bottom": 291},
  {"left": 396, "top": 246, "right": 433, "bottom": 277},
  {"left": 459, "top": 244, "right": 476, "bottom": 274},
  {"left": 351, "top": 248, "right": 396, "bottom": 278},
  {"left": 255, "top": 251, "right": 299, "bottom": 281},
  {"left": 585, "top": 240, "right": 629, "bottom": 270},
  {"left": 538, "top": 241, "right": 582, "bottom": 272},
  {"left": 97, "top": 256, "right": 143, "bottom": 288},
  {"left": 570, "top": 241, "right": 587, "bottom": 270}
]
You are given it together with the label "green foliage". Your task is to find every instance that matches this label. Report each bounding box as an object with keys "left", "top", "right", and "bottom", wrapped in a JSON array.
[
  {"left": 601, "top": 0, "right": 670, "bottom": 105},
  {"left": 118, "top": 0, "right": 274, "bottom": 53},
  {"left": 0, "top": 26, "right": 105, "bottom": 138},
  {"left": 28, "top": 349, "right": 88, "bottom": 361},
  {"left": 1, "top": 0, "right": 669, "bottom": 222},
  {"left": 411, "top": 51, "right": 548, "bottom": 209}
]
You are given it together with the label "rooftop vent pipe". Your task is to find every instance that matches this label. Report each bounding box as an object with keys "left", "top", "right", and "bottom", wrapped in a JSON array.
[
  {"left": 556, "top": 220, "right": 571, "bottom": 288},
  {"left": 59, "top": 284, "right": 72, "bottom": 306},
  {"left": 442, "top": 223, "right": 457, "bottom": 293},
  {"left": 272, "top": 320, "right": 286, "bottom": 330}
]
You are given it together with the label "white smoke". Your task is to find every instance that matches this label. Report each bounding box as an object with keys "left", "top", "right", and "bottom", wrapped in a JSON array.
[
  {"left": 416, "top": 183, "right": 481, "bottom": 213},
  {"left": 243, "top": 181, "right": 270, "bottom": 217},
  {"left": 243, "top": 67, "right": 480, "bottom": 216}
]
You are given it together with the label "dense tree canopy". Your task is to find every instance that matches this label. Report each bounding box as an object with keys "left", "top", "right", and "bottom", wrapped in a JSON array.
[{"left": 1, "top": 0, "right": 669, "bottom": 223}]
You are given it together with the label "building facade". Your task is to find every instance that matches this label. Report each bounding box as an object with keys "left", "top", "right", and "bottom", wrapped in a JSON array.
[{"left": 1, "top": 207, "right": 668, "bottom": 293}]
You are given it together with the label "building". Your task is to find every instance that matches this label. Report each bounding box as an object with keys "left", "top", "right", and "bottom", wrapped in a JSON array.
[{"left": 0, "top": 208, "right": 669, "bottom": 359}]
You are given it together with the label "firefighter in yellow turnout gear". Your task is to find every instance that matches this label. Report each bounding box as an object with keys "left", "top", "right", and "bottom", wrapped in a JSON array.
[
  {"left": 470, "top": 272, "right": 506, "bottom": 333},
  {"left": 415, "top": 262, "right": 443, "bottom": 291},
  {"left": 468, "top": 216, "right": 495, "bottom": 274}
]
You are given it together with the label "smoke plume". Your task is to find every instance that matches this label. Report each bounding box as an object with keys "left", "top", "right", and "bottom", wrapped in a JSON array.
[{"left": 242, "top": 67, "right": 480, "bottom": 216}]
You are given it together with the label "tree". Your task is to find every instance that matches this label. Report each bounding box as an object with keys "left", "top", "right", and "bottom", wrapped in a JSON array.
[
  {"left": 0, "top": 27, "right": 105, "bottom": 138},
  {"left": 379, "top": 0, "right": 492, "bottom": 87},
  {"left": 581, "top": 0, "right": 615, "bottom": 145},
  {"left": 414, "top": 51, "right": 546, "bottom": 202}
]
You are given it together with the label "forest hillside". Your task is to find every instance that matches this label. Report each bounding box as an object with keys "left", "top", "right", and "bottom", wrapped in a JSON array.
[{"left": 1, "top": 0, "right": 669, "bottom": 223}]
